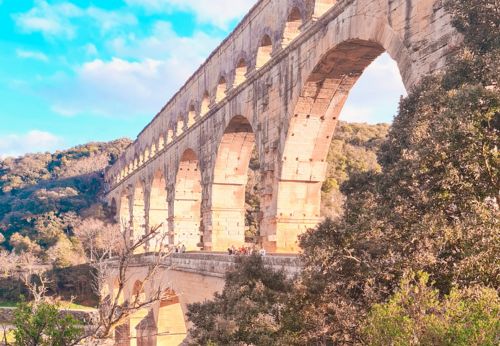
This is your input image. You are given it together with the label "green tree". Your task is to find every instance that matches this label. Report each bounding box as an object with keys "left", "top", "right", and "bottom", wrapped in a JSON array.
[
  {"left": 13, "top": 301, "right": 83, "bottom": 346},
  {"left": 187, "top": 255, "right": 295, "bottom": 346}
]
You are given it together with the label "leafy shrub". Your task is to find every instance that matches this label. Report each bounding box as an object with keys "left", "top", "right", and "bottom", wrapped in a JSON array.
[{"left": 363, "top": 272, "right": 500, "bottom": 346}]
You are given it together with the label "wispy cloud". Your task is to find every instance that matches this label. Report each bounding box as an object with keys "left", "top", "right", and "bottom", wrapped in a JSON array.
[
  {"left": 124, "top": 0, "right": 255, "bottom": 29},
  {"left": 12, "top": 0, "right": 137, "bottom": 40},
  {"left": 16, "top": 49, "right": 48, "bottom": 62},
  {"left": 47, "top": 22, "right": 222, "bottom": 118},
  {"left": 0, "top": 130, "right": 63, "bottom": 158}
]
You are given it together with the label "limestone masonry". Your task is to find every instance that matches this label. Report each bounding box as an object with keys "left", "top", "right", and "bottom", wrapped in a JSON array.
[{"left": 103, "top": 0, "right": 458, "bottom": 344}]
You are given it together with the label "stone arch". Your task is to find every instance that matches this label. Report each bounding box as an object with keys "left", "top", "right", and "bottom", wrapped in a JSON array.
[
  {"left": 158, "top": 135, "right": 165, "bottom": 151},
  {"left": 234, "top": 57, "right": 248, "bottom": 86},
  {"left": 151, "top": 142, "right": 157, "bottom": 156},
  {"left": 173, "top": 149, "right": 202, "bottom": 251},
  {"left": 187, "top": 103, "right": 196, "bottom": 127},
  {"left": 119, "top": 190, "right": 131, "bottom": 234},
  {"left": 166, "top": 128, "right": 174, "bottom": 145},
  {"left": 256, "top": 33, "right": 273, "bottom": 69},
  {"left": 209, "top": 115, "right": 257, "bottom": 251},
  {"left": 314, "top": 0, "right": 336, "bottom": 17},
  {"left": 132, "top": 181, "right": 146, "bottom": 252},
  {"left": 148, "top": 170, "right": 169, "bottom": 249},
  {"left": 272, "top": 38, "right": 407, "bottom": 252},
  {"left": 200, "top": 91, "right": 210, "bottom": 116},
  {"left": 176, "top": 114, "right": 185, "bottom": 136},
  {"left": 215, "top": 76, "right": 227, "bottom": 103},
  {"left": 110, "top": 198, "right": 118, "bottom": 222},
  {"left": 282, "top": 6, "right": 303, "bottom": 47}
]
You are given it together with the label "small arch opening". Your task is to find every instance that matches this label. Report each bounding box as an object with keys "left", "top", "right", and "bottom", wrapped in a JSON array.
[
  {"left": 256, "top": 34, "right": 273, "bottom": 69},
  {"left": 158, "top": 135, "right": 165, "bottom": 150},
  {"left": 314, "top": 0, "right": 337, "bottom": 17},
  {"left": 200, "top": 91, "right": 210, "bottom": 116},
  {"left": 167, "top": 129, "right": 174, "bottom": 144},
  {"left": 176, "top": 115, "right": 185, "bottom": 136},
  {"left": 188, "top": 104, "right": 196, "bottom": 127},
  {"left": 216, "top": 76, "right": 227, "bottom": 103},
  {"left": 234, "top": 58, "right": 248, "bottom": 86},
  {"left": 283, "top": 7, "right": 303, "bottom": 47}
]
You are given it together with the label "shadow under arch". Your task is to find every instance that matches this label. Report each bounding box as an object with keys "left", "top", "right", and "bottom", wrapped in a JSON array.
[
  {"left": 271, "top": 38, "right": 408, "bottom": 252},
  {"left": 173, "top": 149, "right": 202, "bottom": 251},
  {"left": 209, "top": 115, "right": 257, "bottom": 251}
]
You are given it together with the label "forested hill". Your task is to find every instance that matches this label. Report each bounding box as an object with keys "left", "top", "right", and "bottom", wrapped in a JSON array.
[
  {"left": 0, "top": 123, "right": 389, "bottom": 266},
  {"left": 0, "top": 139, "right": 131, "bottom": 266}
]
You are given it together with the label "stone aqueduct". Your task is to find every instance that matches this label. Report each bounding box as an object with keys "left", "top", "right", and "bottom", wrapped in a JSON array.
[{"left": 103, "top": 0, "right": 457, "bottom": 344}]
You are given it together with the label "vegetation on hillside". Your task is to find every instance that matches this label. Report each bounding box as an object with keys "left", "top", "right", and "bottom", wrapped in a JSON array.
[
  {"left": 0, "top": 139, "right": 131, "bottom": 267},
  {"left": 188, "top": 0, "right": 500, "bottom": 344}
]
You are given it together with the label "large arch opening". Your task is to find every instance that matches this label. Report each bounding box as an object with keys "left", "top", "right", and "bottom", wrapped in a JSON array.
[
  {"left": 210, "top": 115, "right": 257, "bottom": 251},
  {"left": 132, "top": 182, "right": 146, "bottom": 253},
  {"left": 173, "top": 149, "right": 202, "bottom": 251},
  {"left": 119, "top": 192, "right": 130, "bottom": 235},
  {"left": 256, "top": 34, "right": 273, "bottom": 69},
  {"left": 271, "top": 40, "right": 406, "bottom": 252},
  {"left": 110, "top": 198, "right": 118, "bottom": 222},
  {"left": 149, "top": 170, "right": 169, "bottom": 250},
  {"left": 282, "top": 7, "right": 302, "bottom": 47}
]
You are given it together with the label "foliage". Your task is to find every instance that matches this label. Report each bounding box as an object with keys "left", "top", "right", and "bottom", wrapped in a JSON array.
[
  {"left": 293, "top": 0, "right": 500, "bottom": 343},
  {"left": 12, "top": 300, "right": 84, "bottom": 346},
  {"left": 187, "top": 255, "right": 295, "bottom": 346},
  {"left": 363, "top": 272, "right": 500, "bottom": 346}
]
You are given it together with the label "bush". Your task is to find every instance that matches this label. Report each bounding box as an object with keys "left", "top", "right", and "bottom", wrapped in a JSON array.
[
  {"left": 363, "top": 272, "right": 500, "bottom": 346},
  {"left": 13, "top": 300, "right": 84, "bottom": 346}
]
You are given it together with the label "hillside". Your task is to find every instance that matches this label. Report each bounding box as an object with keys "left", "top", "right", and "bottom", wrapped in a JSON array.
[
  {"left": 0, "top": 139, "right": 132, "bottom": 267},
  {"left": 0, "top": 123, "right": 390, "bottom": 263}
]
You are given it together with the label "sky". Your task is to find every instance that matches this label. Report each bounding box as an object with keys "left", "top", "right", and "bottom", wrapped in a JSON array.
[{"left": 0, "top": 0, "right": 407, "bottom": 158}]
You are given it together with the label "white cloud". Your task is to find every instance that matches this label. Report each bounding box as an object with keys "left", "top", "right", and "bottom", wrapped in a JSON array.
[
  {"left": 16, "top": 49, "right": 48, "bottom": 62},
  {"left": 124, "top": 0, "right": 255, "bottom": 29},
  {"left": 340, "top": 53, "right": 407, "bottom": 123},
  {"left": 12, "top": 0, "right": 137, "bottom": 39},
  {"left": 0, "top": 130, "right": 63, "bottom": 158},
  {"left": 48, "top": 22, "right": 222, "bottom": 118}
]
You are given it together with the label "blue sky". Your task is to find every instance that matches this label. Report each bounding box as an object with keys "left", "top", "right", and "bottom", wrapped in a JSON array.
[{"left": 0, "top": 0, "right": 406, "bottom": 158}]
